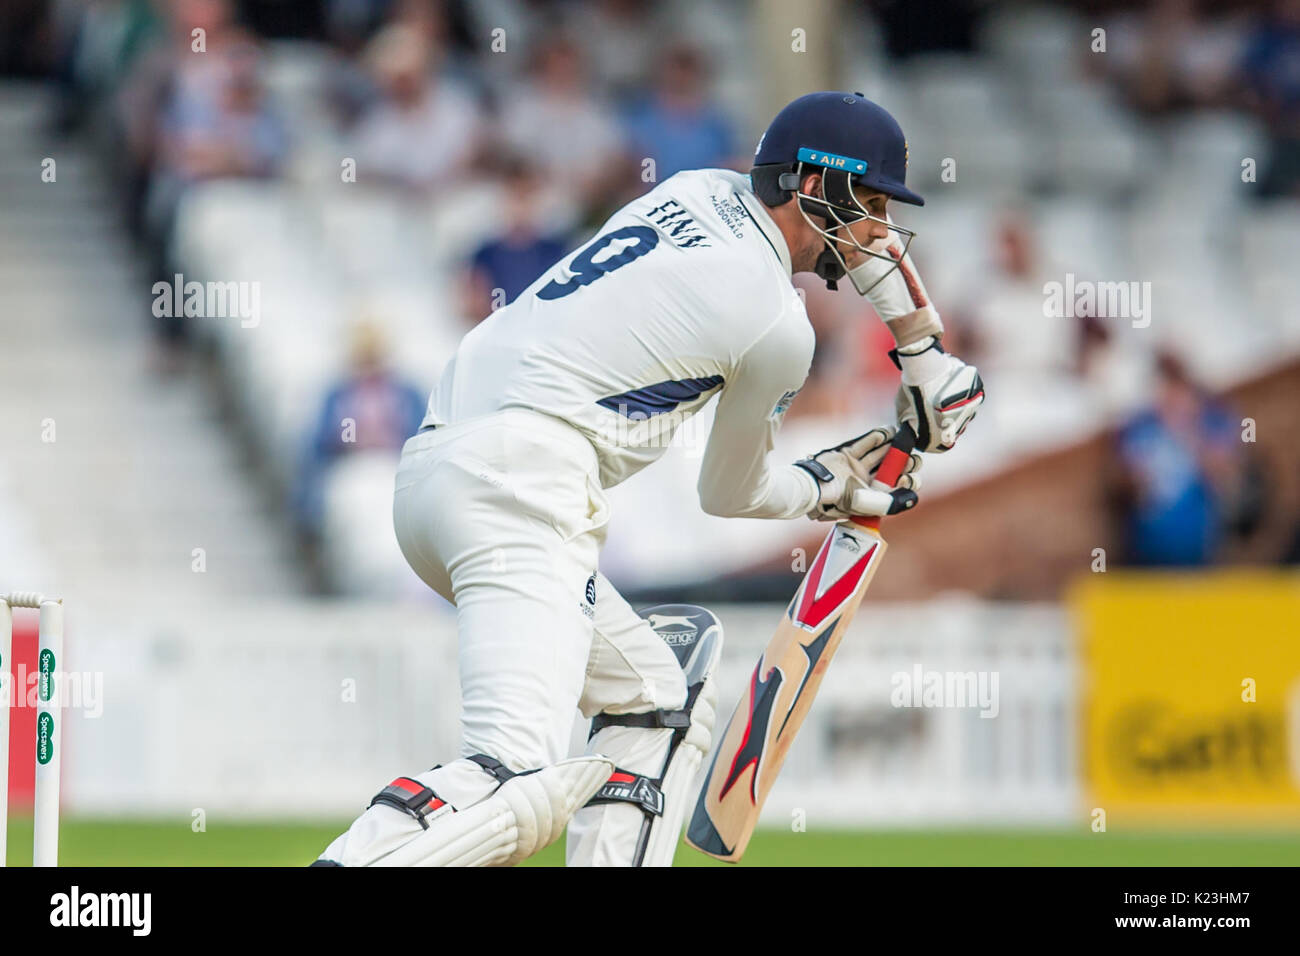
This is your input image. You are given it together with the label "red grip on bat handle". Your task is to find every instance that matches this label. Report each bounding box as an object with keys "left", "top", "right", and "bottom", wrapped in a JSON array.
[
  {"left": 849, "top": 424, "right": 916, "bottom": 530},
  {"left": 873, "top": 424, "right": 916, "bottom": 487}
]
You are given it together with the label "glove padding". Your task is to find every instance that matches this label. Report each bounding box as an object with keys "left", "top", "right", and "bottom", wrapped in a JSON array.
[
  {"left": 893, "top": 337, "right": 985, "bottom": 453},
  {"left": 795, "top": 426, "right": 922, "bottom": 522}
]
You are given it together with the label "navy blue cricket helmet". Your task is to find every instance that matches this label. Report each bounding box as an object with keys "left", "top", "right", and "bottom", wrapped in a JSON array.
[{"left": 752, "top": 91, "right": 922, "bottom": 290}]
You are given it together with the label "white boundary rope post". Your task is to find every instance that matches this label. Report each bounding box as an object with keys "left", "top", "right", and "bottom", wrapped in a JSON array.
[
  {"left": 1, "top": 592, "right": 62, "bottom": 867},
  {"left": 34, "top": 598, "right": 62, "bottom": 867},
  {"left": 0, "top": 597, "right": 11, "bottom": 867}
]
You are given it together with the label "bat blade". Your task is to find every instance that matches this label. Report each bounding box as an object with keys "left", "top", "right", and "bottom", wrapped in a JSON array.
[{"left": 686, "top": 520, "right": 889, "bottom": 862}]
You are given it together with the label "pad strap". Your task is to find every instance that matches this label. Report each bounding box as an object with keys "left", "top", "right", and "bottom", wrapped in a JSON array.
[
  {"left": 369, "top": 754, "right": 518, "bottom": 831},
  {"left": 466, "top": 753, "right": 519, "bottom": 785},
  {"left": 369, "top": 777, "right": 452, "bottom": 831},
  {"left": 588, "top": 769, "right": 666, "bottom": 817},
  {"left": 589, "top": 681, "right": 703, "bottom": 738},
  {"left": 590, "top": 708, "right": 690, "bottom": 735}
]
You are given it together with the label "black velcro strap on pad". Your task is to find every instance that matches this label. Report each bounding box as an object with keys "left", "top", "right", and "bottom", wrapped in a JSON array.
[
  {"left": 466, "top": 753, "right": 518, "bottom": 784},
  {"left": 590, "top": 708, "right": 690, "bottom": 737},
  {"left": 369, "top": 777, "right": 449, "bottom": 830},
  {"left": 587, "top": 769, "right": 665, "bottom": 817}
]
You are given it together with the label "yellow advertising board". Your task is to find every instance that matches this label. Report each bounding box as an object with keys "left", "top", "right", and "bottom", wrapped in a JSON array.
[{"left": 1073, "top": 572, "right": 1300, "bottom": 823}]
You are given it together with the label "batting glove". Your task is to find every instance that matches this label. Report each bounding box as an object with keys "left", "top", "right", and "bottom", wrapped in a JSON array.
[
  {"left": 795, "top": 426, "right": 922, "bottom": 522},
  {"left": 892, "top": 337, "right": 985, "bottom": 453}
]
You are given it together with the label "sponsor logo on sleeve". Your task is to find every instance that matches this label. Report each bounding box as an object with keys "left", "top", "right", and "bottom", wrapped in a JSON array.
[
  {"left": 770, "top": 389, "right": 800, "bottom": 420},
  {"left": 710, "top": 194, "right": 746, "bottom": 237},
  {"left": 580, "top": 571, "right": 597, "bottom": 619}
]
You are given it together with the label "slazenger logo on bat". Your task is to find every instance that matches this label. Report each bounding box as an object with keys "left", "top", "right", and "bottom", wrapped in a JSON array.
[{"left": 646, "top": 614, "right": 697, "bottom": 645}]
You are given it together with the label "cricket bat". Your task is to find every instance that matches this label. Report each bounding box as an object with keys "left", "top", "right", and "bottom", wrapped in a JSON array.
[{"left": 685, "top": 425, "right": 916, "bottom": 862}]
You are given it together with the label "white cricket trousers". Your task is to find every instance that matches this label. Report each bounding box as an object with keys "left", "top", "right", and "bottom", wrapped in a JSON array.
[{"left": 392, "top": 407, "right": 687, "bottom": 781}]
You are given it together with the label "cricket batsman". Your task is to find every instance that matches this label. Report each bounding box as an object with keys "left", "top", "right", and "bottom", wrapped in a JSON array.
[{"left": 314, "top": 91, "right": 984, "bottom": 867}]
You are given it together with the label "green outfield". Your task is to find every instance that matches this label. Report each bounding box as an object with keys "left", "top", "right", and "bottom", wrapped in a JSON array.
[{"left": 4, "top": 817, "right": 1298, "bottom": 866}]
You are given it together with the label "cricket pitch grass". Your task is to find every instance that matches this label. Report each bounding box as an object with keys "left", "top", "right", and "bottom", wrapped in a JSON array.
[{"left": 4, "top": 817, "right": 1297, "bottom": 866}]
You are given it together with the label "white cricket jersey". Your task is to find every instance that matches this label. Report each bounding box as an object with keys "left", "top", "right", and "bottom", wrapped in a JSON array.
[{"left": 423, "top": 168, "right": 820, "bottom": 519}]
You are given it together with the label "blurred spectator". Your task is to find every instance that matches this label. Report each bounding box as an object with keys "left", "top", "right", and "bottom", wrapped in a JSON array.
[
  {"left": 51, "top": 0, "right": 162, "bottom": 132},
  {"left": 152, "top": 35, "right": 288, "bottom": 186},
  {"left": 461, "top": 156, "right": 571, "bottom": 318},
  {"left": 1239, "top": 0, "right": 1300, "bottom": 197},
  {"left": 1104, "top": 0, "right": 1246, "bottom": 114},
  {"left": 322, "top": 0, "right": 402, "bottom": 123},
  {"left": 296, "top": 321, "right": 427, "bottom": 534},
  {"left": 1110, "top": 350, "right": 1244, "bottom": 567},
  {"left": 621, "top": 42, "right": 739, "bottom": 181},
  {"left": 0, "top": 0, "right": 50, "bottom": 77},
  {"left": 326, "top": 0, "right": 399, "bottom": 53},
  {"left": 115, "top": 0, "right": 235, "bottom": 237},
  {"left": 137, "top": 26, "right": 288, "bottom": 350},
  {"left": 874, "top": 0, "right": 984, "bottom": 58},
  {"left": 238, "top": 0, "right": 328, "bottom": 39},
  {"left": 950, "top": 211, "right": 1074, "bottom": 377},
  {"left": 576, "top": 0, "right": 661, "bottom": 100},
  {"left": 498, "top": 30, "right": 625, "bottom": 212},
  {"left": 389, "top": 0, "right": 450, "bottom": 47},
  {"left": 350, "top": 23, "right": 482, "bottom": 190}
]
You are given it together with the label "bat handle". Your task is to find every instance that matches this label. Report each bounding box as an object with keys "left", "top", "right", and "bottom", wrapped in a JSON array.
[{"left": 849, "top": 423, "right": 916, "bottom": 530}]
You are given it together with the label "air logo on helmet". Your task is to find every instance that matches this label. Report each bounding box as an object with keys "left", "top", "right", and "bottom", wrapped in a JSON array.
[
  {"left": 904, "top": 141, "right": 909, "bottom": 170},
  {"left": 797, "top": 147, "right": 867, "bottom": 175}
]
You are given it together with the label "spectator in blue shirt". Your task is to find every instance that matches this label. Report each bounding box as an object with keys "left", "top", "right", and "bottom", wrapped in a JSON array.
[
  {"left": 462, "top": 157, "right": 571, "bottom": 317},
  {"left": 1239, "top": 0, "right": 1300, "bottom": 197},
  {"left": 621, "top": 41, "right": 738, "bottom": 182},
  {"left": 1113, "top": 351, "right": 1243, "bottom": 567},
  {"left": 296, "top": 320, "right": 426, "bottom": 535}
]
